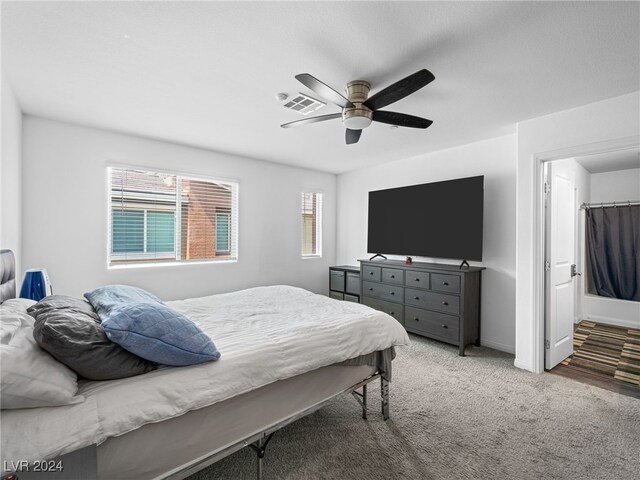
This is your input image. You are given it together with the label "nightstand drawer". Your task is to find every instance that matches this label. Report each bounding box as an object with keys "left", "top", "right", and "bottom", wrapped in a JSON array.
[
  {"left": 381, "top": 268, "right": 404, "bottom": 285},
  {"left": 362, "top": 296, "right": 404, "bottom": 325},
  {"left": 405, "top": 288, "right": 460, "bottom": 315},
  {"left": 405, "top": 306, "right": 459, "bottom": 342},
  {"left": 362, "top": 265, "right": 381, "bottom": 282},
  {"left": 431, "top": 273, "right": 460, "bottom": 294},
  {"left": 363, "top": 281, "right": 403, "bottom": 302},
  {"left": 344, "top": 293, "right": 359, "bottom": 303},
  {"left": 345, "top": 272, "right": 360, "bottom": 295},
  {"left": 329, "top": 291, "right": 344, "bottom": 300},
  {"left": 330, "top": 270, "right": 345, "bottom": 292},
  {"left": 405, "top": 271, "right": 429, "bottom": 288}
]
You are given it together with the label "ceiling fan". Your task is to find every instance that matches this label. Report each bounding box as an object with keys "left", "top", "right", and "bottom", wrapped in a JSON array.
[{"left": 280, "top": 69, "right": 435, "bottom": 145}]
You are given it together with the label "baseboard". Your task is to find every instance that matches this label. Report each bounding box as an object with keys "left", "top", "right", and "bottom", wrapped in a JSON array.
[
  {"left": 584, "top": 315, "right": 640, "bottom": 329},
  {"left": 480, "top": 339, "right": 515, "bottom": 354}
]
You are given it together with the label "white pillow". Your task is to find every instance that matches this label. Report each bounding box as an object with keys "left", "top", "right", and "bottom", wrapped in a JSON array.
[{"left": 1, "top": 303, "right": 85, "bottom": 409}]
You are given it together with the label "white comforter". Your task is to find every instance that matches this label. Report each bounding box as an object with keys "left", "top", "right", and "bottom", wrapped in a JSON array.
[{"left": 1, "top": 286, "right": 409, "bottom": 462}]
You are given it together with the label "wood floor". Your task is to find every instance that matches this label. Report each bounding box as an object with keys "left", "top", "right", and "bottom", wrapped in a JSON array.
[{"left": 550, "top": 320, "right": 640, "bottom": 399}]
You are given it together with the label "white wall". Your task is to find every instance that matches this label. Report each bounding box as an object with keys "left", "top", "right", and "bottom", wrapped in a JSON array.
[
  {"left": 1, "top": 78, "right": 22, "bottom": 277},
  {"left": 337, "top": 134, "right": 517, "bottom": 353},
  {"left": 21, "top": 116, "right": 337, "bottom": 300},
  {"left": 590, "top": 168, "right": 640, "bottom": 204},
  {"left": 516, "top": 91, "right": 640, "bottom": 373}
]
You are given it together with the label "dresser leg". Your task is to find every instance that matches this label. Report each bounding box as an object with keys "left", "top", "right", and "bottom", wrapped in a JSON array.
[{"left": 459, "top": 344, "right": 466, "bottom": 356}]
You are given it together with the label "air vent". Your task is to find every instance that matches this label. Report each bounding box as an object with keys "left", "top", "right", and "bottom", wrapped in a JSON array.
[{"left": 283, "top": 93, "right": 326, "bottom": 116}]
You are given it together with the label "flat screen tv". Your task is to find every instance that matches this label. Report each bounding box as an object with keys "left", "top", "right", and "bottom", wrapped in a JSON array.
[{"left": 367, "top": 176, "right": 484, "bottom": 261}]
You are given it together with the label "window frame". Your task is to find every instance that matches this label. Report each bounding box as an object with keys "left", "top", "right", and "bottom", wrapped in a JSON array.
[
  {"left": 301, "top": 191, "right": 323, "bottom": 259},
  {"left": 106, "top": 164, "right": 239, "bottom": 269}
]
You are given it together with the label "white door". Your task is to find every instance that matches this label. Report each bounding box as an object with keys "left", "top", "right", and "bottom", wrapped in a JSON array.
[{"left": 545, "top": 162, "right": 576, "bottom": 370}]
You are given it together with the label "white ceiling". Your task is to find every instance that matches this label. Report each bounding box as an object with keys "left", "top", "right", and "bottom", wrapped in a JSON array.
[
  {"left": 2, "top": 1, "right": 639, "bottom": 174},
  {"left": 574, "top": 148, "right": 640, "bottom": 174}
]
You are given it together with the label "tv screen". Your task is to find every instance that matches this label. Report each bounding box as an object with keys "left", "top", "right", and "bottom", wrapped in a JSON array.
[{"left": 367, "top": 176, "right": 484, "bottom": 261}]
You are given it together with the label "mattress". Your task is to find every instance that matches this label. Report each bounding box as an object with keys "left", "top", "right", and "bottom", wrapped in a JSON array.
[{"left": 1, "top": 285, "right": 409, "bottom": 463}]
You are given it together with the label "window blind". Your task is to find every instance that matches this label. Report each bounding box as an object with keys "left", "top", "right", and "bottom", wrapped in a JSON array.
[
  {"left": 108, "top": 167, "right": 238, "bottom": 266},
  {"left": 301, "top": 192, "right": 322, "bottom": 257}
]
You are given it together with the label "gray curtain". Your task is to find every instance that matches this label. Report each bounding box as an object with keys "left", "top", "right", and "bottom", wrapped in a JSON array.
[{"left": 585, "top": 205, "right": 640, "bottom": 301}]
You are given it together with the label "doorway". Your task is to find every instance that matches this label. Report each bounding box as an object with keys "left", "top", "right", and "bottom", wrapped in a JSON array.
[{"left": 542, "top": 147, "right": 640, "bottom": 395}]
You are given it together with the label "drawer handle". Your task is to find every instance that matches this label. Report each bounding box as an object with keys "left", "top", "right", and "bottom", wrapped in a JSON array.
[
  {"left": 389, "top": 311, "right": 395, "bottom": 315},
  {"left": 443, "top": 282, "right": 449, "bottom": 286},
  {"left": 369, "top": 287, "right": 374, "bottom": 291},
  {"left": 441, "top": 324, "right": 448, "bottom": 329},
  {"left": 413, "top": 317, "right": 419, "bottom": 321},
  {"left": 391, "top": 275, "right": 395, "bottom": 279},
  {"left": 369, "top": 271, "right": 374, "bottom": 275},
  {"left": 414, "top": 296, "right": 420, "bottom": 300},
  {"left": 442, "top": 301, "right": 449, "bottom": 306},
  {"left": 414, "top": 278, "right": 420, "bottom": 282},
  {"left": 390, "top": 291, "right": 395, "bottom": 295}
]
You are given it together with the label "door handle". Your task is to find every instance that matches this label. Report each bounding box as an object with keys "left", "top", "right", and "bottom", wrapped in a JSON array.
[{"left": 571, "top": 264, "right": 582, "bottom": 277}]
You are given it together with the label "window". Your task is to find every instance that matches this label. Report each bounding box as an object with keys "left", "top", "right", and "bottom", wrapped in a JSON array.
[
  {"left": 108, "top": 167, "right": 238, "bottom": 266},
  {"left": 301, "top": 192, "right": 322, "bottom": 257}
]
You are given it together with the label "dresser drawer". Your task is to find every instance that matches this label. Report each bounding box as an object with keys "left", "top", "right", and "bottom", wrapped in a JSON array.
[
  {"left": 404, "top": 306, "right": 459, "bottom": 342},
  {"left": 362, "top": 296, "right": 404, "bottom": 325},
  {"left": 381, "top": 268, "right": 404, "bottom": 285},
  {"left": 345, "top": 272, "right": 360, "bottom": 295},
  {"left": 362, "top": 265, "right": 381, "bottom": 282},
  {"left": 431, "top": 273, "right": 461, "bottom": 294},
  {"left": 404, "top": 271, "right": 429, "bottom": 289},
  {"left": 405, "top": 288, "right": 460, "bottom": 315},
  {"left": 330, "top": 270, "right": 345, "bottom": 292},
  {"left": 363, "top": 281, "right": 403, "bottom": 302}
]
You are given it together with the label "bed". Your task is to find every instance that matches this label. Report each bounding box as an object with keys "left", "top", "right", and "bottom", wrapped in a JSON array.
[{"left": 0, "top": 250, "right": 410, "bottom": 479}]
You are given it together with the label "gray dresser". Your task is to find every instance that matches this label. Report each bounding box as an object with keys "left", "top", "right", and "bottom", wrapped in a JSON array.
[
  {"left": 359, "top": 259, "right": 484, "bottom": 356},
  {"left": 329, "top": 265, "right": 361, "bottom": 302}
]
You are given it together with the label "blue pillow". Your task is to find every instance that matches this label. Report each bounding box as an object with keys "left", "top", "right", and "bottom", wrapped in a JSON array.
[
  {"left": 101, "top": 302, "right": 221, "bottom": 366},
  {"left": 84, "top": 285, "right": 162, "bottom": 321}
]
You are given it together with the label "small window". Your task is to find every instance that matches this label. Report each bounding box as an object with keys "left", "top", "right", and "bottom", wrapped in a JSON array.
[
  {"left": 215, "top": 212, "right": 231, "bottom": 254},
  {"left": 301, "top": 192, "right": 322, "bottom": 257},
  {"left": 108, "top": 167, "right": 238, "bottom": 267}
]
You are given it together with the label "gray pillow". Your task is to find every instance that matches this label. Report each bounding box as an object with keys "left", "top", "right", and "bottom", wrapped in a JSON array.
[
  {"left": 31, "top": 307, "right": 158, "bottom": 381},
  {"left": 28, "top": 295, "right": 100, "bottom": 322}
]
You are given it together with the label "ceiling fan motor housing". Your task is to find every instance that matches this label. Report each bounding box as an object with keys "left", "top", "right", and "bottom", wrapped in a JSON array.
[{"left": 343, "top": 80, "right": 373, "bottom": 129}]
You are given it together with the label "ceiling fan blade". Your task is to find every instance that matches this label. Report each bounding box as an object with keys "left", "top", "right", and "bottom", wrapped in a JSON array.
[
  {"left": 280, "top": 113, "right": 342, "bottom": 128},
  {"left": 363, "top": 69, "right": 435, "bottom": 111},
  {"left": 373, "top": 110, "right": 433, "bottom": 129},
  {"left": 295, "top": 73, "right": 354, "bottom": 109},
  {"left": 346, "top": 128, "right": 362, "bottom": 145}
]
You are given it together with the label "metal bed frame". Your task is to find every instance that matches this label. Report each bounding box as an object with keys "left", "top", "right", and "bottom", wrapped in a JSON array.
[{"left": 164, "top": 373, "right": 390, "bottom": 480}]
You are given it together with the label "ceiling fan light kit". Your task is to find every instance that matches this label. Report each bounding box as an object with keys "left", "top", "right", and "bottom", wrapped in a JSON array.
[
  {"left": 342, "top": 80, "right": 373, "bottom": 129},
  {"left": 280, "top": 69, "right": 435, "bottom": 144}
]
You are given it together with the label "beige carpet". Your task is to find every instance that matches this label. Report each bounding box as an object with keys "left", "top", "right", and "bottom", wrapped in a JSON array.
[{"left": 187, "top": 335, "right": 640, "bottom": 480}]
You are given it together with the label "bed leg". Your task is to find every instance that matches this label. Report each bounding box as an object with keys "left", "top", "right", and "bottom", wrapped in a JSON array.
[
  {"left": 257, "top": 445, "right": 264, "bottom": 480},
  {"left": 350, "top": 385, "right": 368, "bottom": 419},
  {"left": 249, "top": 432, "right": 274, "bottom": 480},
  {"left": 362, "top": 383, "right": 368, "bottom": 420},
  {"left": 381, "top": 377, "right": 389, "bottom": 421}
]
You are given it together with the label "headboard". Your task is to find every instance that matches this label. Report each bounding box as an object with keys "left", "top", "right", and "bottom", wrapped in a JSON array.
[{"left": 0, "top": 249, "right": 17, "bottom": 303}]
